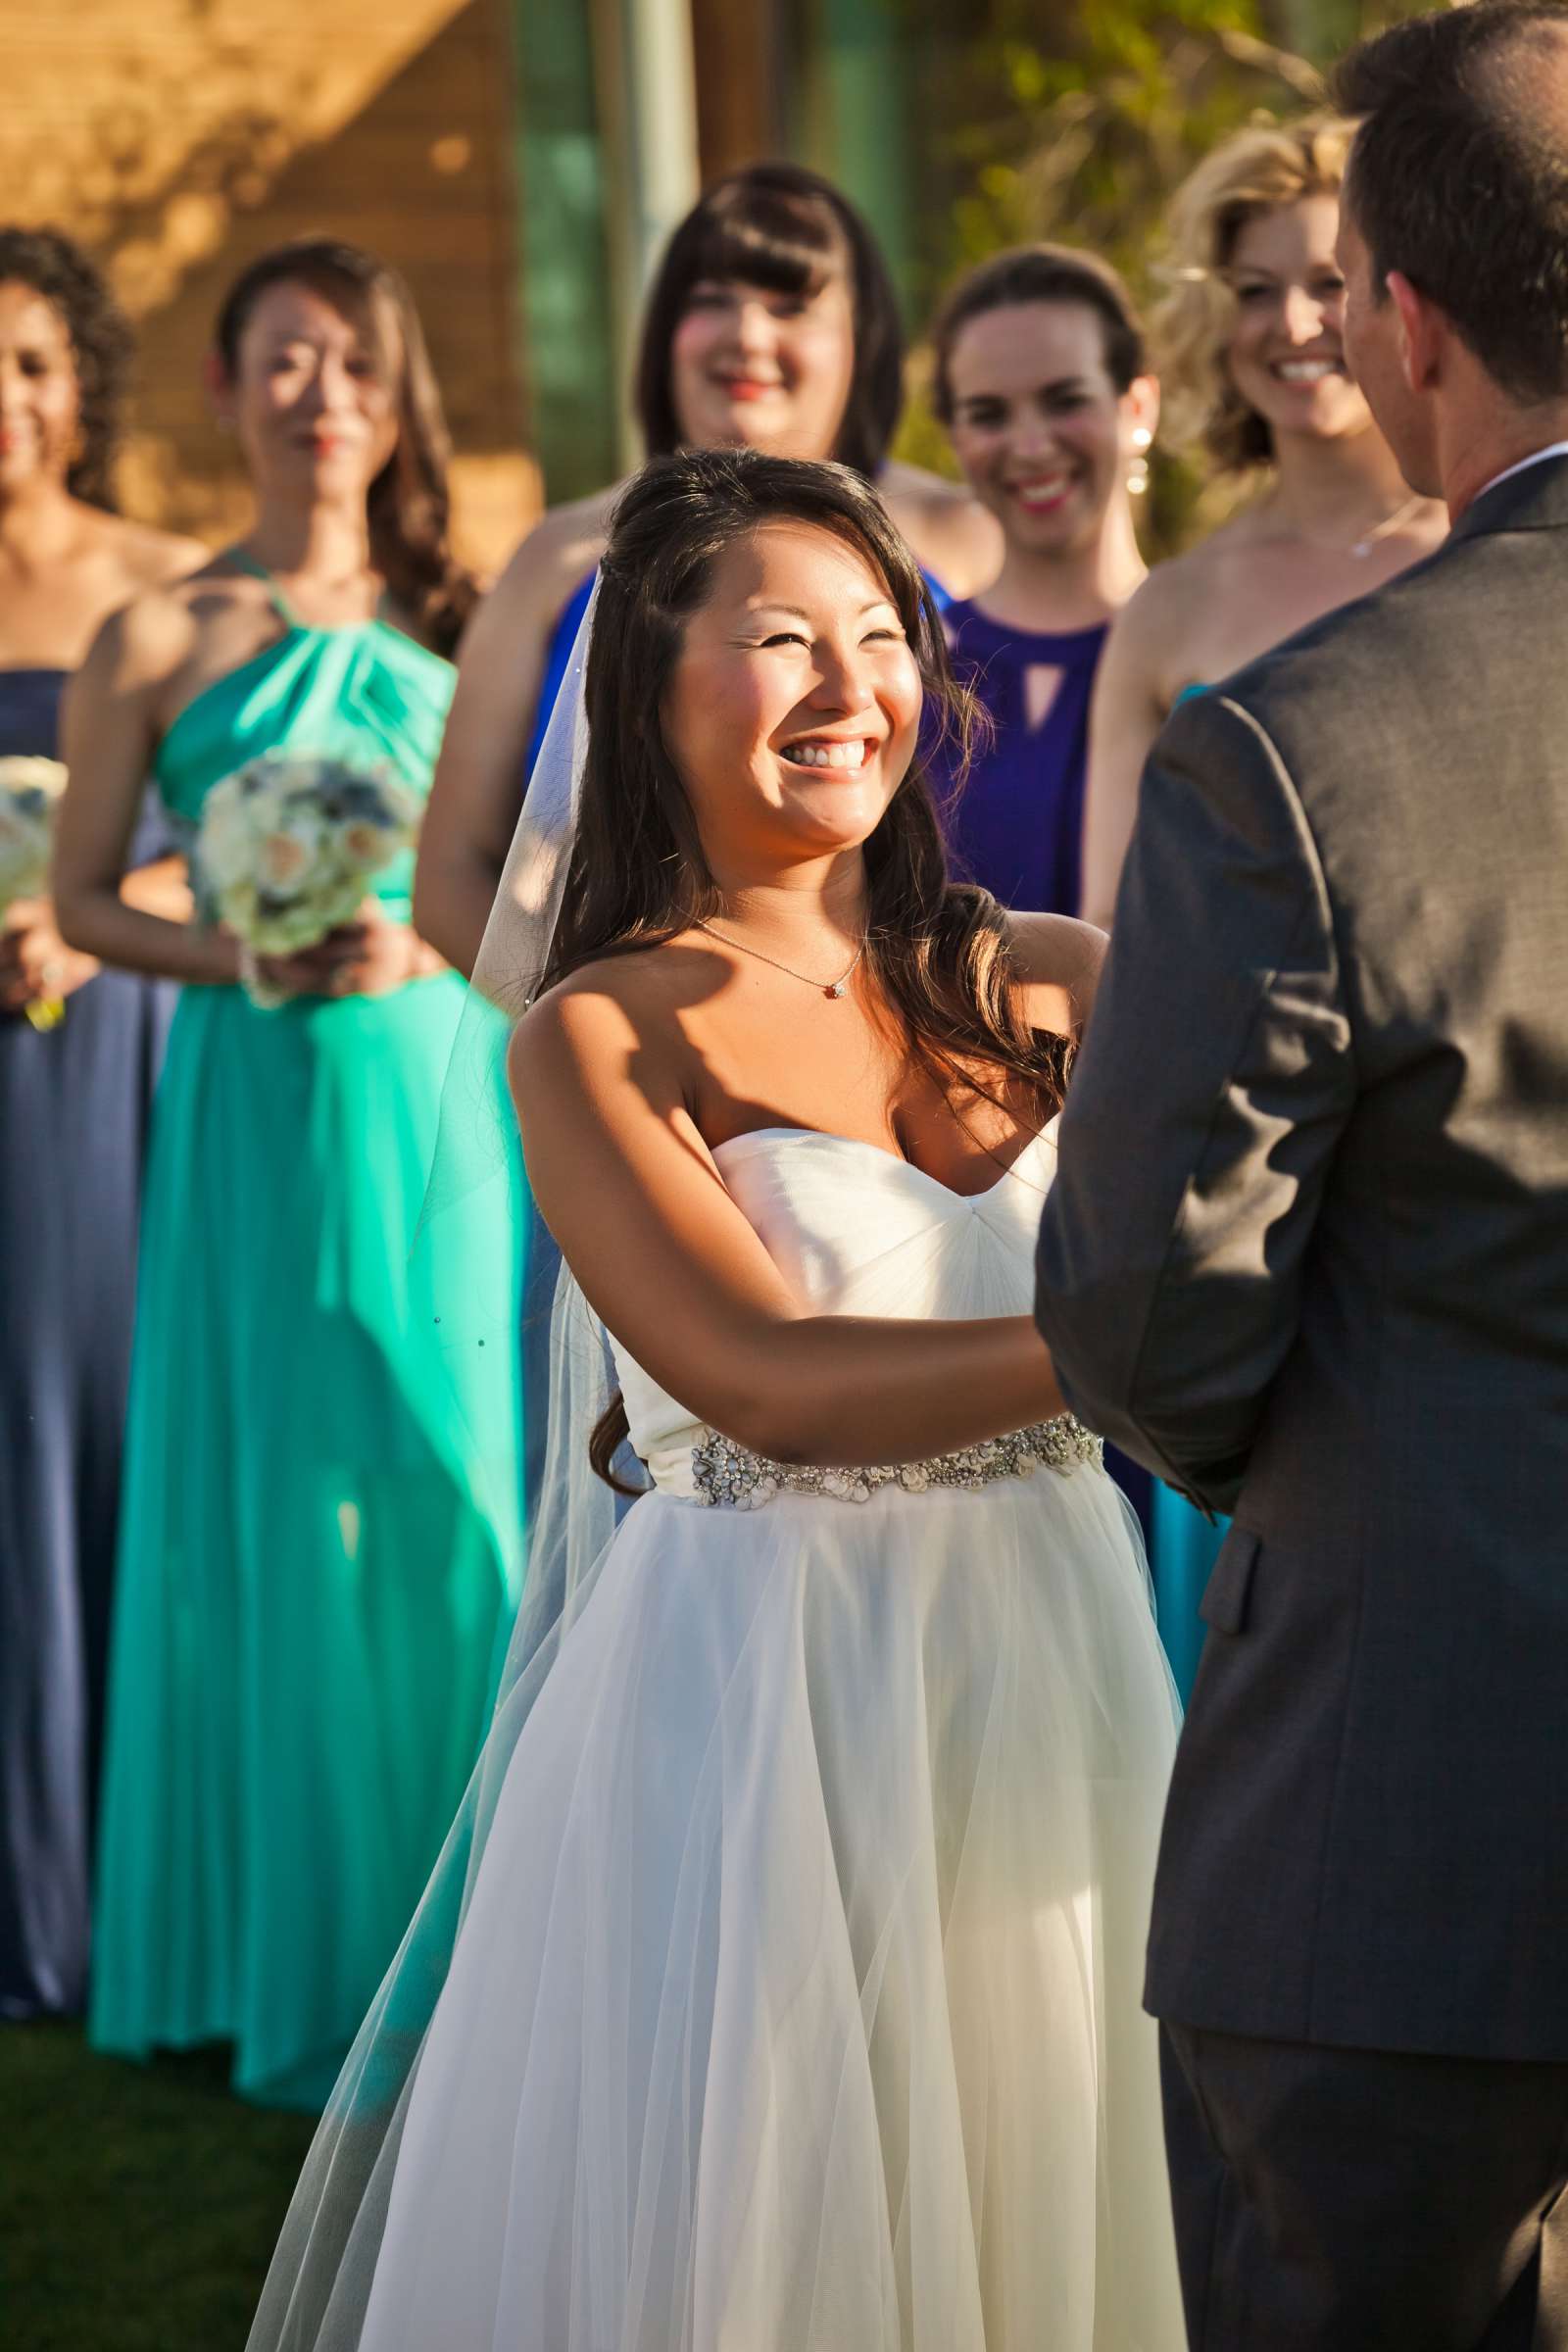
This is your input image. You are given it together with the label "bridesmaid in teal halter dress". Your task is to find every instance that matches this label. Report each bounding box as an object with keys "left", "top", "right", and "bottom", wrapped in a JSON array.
[{"left": 55, "top": 239, "right": 525, "bottom": 2107}]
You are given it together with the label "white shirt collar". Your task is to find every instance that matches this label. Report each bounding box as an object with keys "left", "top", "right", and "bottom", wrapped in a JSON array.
[{"left": 1475, "top": 441, "right": 1568, "bottom": 504}]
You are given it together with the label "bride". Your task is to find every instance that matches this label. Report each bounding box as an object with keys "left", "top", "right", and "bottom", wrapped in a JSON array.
[{"left": 250, "top": 447, "right": 1183, "bottom": 2351}]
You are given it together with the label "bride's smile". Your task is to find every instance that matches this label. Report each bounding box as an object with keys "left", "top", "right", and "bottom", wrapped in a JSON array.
[{"left": 661, "top": 516, "right": 923, "bottom": 864}]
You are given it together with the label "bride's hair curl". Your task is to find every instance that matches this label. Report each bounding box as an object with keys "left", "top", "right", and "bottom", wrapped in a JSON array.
[{"left": 537, "top": 447, "right": 1073, "bottom": 1486}]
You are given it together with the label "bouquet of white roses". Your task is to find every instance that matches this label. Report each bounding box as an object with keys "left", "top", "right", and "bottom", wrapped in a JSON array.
[
  {"left": 195, "top": 752, "right": 421, "bottom": 1003},
  {"left": 0, "top": 757, "right": 71, "bottom": 1030},
  {"left": 0, "top": 756, "right": 68, "bottom": 915}
]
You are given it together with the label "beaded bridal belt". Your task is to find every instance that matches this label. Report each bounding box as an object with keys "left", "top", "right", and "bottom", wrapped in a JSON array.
[{"left": 691, "top": 1415, "right": 1102, "bottom": 1510}]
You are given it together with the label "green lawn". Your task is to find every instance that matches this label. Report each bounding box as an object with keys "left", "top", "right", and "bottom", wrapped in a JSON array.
[{"left": 4, "top": 2023, "right": 316, "bottom": 2351}]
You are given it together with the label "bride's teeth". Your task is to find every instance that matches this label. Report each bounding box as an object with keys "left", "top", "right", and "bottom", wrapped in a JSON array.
[{"left": 786, "top": 741, "right": 868, "bottom": 769}]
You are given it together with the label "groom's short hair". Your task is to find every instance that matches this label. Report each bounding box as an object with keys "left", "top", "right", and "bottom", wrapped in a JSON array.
[{"left": 1337, "top": 1, "right": 1568, "bottom": 404}]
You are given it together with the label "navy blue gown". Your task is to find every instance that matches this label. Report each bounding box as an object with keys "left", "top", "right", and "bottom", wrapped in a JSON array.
[{"left": 0, "top": 668, "right": 175, "bottom": 2017}]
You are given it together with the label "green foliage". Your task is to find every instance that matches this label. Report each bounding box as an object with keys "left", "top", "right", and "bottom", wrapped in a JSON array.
[
  {"left": 950, "top": 10, "right": 1305, "bottom": 270},
  {"left": 894, "top": 0, "right": 1433, "bottom": 550}
]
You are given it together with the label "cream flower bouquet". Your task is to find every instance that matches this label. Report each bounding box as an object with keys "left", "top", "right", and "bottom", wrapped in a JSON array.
[
  {"left": 196, "top": 752, "right": 421, "bottom": 1005},
  {"left": 0, "top": 757, "right": 71, "bottom": 1030},
  {"left": 0, "top": 756, "right": 69, "bottom": 910}
]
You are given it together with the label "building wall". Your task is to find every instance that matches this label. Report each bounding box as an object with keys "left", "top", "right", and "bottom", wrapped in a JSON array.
[{"left": 1, "top": 0, "right": 537, "bottom": 570}]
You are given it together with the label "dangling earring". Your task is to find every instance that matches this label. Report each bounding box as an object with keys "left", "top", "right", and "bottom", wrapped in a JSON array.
[{"left": 1127, "top": 423, "right": 1152, "bottom": 498}]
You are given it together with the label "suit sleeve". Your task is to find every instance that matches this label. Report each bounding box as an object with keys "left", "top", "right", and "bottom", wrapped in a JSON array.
[{"left": 1036, "top": 690, "right": 1354, "bottom": 1515}]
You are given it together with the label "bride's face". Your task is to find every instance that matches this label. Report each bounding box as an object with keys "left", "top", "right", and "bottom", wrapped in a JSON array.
[{"left": 662, "top": 519, "right": 922, "bottom": 870}]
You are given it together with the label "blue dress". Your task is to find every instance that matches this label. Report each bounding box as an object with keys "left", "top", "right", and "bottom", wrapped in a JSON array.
[{"left": 0, "top": 669, "right": 175, "bottom": 2018}]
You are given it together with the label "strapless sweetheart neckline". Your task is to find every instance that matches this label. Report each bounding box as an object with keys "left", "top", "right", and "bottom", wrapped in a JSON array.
[
  {"left": 612, "top": 1118, "right": 1058, "bottom": 1500},
  {"left": 710, "top": 1117, "right": 1057, "bottom": 1206}
]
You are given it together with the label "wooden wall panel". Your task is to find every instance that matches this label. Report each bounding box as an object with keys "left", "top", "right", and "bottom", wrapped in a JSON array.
[
  {"left": 690, "top": 0, "right": 788, "bottom": 179},
  {"left": 0, "top": 0, "right": 537, "bottom": 571}
]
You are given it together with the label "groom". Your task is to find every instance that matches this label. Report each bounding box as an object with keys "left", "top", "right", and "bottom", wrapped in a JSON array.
[{"left": 1037, "top": 6, "right": 1568, "bottom": 2344}]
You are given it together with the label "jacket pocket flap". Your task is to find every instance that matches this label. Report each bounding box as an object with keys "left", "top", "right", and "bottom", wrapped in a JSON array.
[{"left": 1199, "top": 1526, "right": 1261, "bottom": 1635}]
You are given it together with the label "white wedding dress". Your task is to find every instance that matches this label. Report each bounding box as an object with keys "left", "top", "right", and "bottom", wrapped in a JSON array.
[{"left": 268, "top": 1122, "right": 1184, "bottom": 2351}]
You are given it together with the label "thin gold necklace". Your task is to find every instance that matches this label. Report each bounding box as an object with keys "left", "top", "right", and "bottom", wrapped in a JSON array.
[
  {"left": 694, "top": 916, "right": 868, "bottom": 1001},
  {"left": 1274, "top": 488, "right": 1427, "bottom": 560}
]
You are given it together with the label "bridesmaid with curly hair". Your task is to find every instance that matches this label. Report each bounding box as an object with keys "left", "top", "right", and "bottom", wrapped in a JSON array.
[
  {"left": 0, "top": 225, "right": 205, "bottom": 2022},
  {"left": 1083, "top": 118, "right": 1446, "bottom": 930},
  {"left": 1080, "top": 119, "right": 1446, "bottom": 1697}
]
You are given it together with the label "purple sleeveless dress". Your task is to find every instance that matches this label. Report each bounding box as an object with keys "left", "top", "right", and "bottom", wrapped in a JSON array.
[
  {"left": 928, "top": 604, "right": 1153, "bottom": 1546},
  {"left": 931, "top": 602, "right": 1108, "bottom": 915}
]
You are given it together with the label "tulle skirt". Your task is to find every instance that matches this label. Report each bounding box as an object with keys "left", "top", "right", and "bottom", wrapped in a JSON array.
[{"left": 255, "top": 1453, "right": 1183, "bottom": 2349}]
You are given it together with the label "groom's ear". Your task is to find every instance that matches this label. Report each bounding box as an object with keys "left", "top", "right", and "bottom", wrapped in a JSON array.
[{"left": 1386, "top": 270, "right": 1446, "bottom": 394}]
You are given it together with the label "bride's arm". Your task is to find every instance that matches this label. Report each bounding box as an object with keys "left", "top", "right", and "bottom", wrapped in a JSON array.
[{"left": 510, "top": 973, "right": 1065, "bottom": 1470}]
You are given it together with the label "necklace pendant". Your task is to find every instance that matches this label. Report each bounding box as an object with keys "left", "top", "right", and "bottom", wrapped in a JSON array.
[{"left": 826, "top": 980, "right": 847, "bottom": 999}]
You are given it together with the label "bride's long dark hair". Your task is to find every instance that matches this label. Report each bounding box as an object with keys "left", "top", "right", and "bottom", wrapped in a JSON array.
[{"left": 540, "top": 448, "right": 1073, "bottom": 1484}]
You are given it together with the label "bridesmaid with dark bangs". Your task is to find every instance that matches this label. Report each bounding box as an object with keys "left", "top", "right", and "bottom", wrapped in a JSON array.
[
  {"left": 415, "top": 162, "right": 1002, "bottom": 983},
  {"left": 0, "top": 226, "right": 205, "bottom": 2022}
]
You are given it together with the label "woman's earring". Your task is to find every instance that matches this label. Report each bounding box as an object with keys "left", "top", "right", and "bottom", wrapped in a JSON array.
[{"left": 1127, "top": 424, "right": 1152, "bottom": 498}]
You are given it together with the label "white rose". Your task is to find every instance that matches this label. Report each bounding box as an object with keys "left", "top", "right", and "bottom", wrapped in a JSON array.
[
  {"left": 216, "top": 878, "right": 260, "bottom": 938},
  {"left": 339, "top": 818, "right": 397, "bottom": 871},
  {"left": 259, "top": 829, "right": 316, "bottom": 891},
  {"left": 0, "top": 756, "right": 68, "bottom": 804},
  {"left": 197, "top": 786, "right": 256, "bottom": 891},
  {"left": 0, "top": 783, "right": 58, "bottom": 906}
]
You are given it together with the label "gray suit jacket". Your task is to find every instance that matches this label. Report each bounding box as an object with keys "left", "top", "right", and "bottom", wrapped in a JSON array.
[{"left": 1036, "top": 454, "right": 1568, "bottom": 2062}]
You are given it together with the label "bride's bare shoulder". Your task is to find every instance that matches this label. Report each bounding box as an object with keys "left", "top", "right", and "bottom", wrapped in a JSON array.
[
  {"left": 1003, "top": 910, "right": 1107, "bottom": 1035},
  {"left": 508, "top": 943, "right": 700, "bottom": 1103}
]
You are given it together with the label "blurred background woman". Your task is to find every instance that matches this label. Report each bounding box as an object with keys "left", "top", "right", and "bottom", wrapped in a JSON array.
[
  {"left": 1080, "top": 117, "right": 1446, "bottom": 1696},
  {"left": 0, "top": 226, "right": 205, "bottom": 2023},
  {"left": 928, "top": 244, "right": 1157, "bottom": 920},
  {"left": 413, "top": 162, "right": 1001, "bottom": 981},
  {"left": 927, "top": 243, "right": 1158, "bottom": 1542},
  {"left": 54, "top": 237, "right": 525, "bottom": 2106}
]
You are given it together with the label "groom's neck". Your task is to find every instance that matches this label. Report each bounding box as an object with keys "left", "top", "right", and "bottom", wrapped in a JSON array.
[{"left": 1434, "top": 374, "right": 1568, "bottom": 522}]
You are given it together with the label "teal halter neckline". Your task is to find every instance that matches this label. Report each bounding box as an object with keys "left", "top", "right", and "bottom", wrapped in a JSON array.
[
  {"left": 150, "top": 556, "right": 456, "bottom": 892},
  {"left": 223, "top": 547, "right": 402, "bottom": 638}
]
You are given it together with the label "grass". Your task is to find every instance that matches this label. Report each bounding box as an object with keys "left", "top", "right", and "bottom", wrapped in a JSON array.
[{"left": 3, "top": 2023, "right": 317, "bottom": 2351}]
